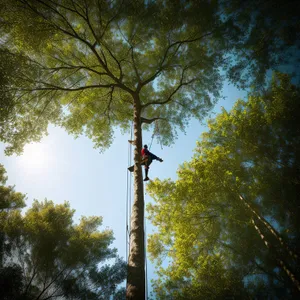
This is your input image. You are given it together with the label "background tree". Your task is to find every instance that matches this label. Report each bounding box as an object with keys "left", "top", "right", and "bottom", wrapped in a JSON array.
[
  {"left": 0, "top": 164, "right": 126, "bottom": 300},
  {"left": 220, "top": 0, "right": 300, "bottom": 88},
  {"left": 147, "top": 73, "right": 300, "bottom": 299},
  {"left": 1, "top": 1, "right": 299, "bottom": 298},
  {"left": 0, "top": 164, "right": 26, "bottom": 300}
]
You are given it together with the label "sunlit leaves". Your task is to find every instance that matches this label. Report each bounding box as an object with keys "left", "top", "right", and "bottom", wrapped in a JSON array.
[
  {"left": 146, "top": 73, "right": 300, "bottom": 298},
  {"left": 0, "top": 0, "right": 299, "bottom": 155},
  {"left": 0, "top": 165, "right": 126, "bottom": 299},
  {"left": 0, "top": 0, "right": 237, "bottom": 154}
]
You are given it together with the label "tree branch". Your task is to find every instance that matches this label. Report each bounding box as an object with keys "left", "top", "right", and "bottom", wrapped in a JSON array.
[
  {"left": 24, "top": 265, "right": 37, "bottom": 296},
  {"left": 21, "top": 0, "right": 133, "bottom": 95},
  {"left": 35, "top": 266, "right": 68, "bottom": 300},
  {"left": 141, "top": 117, "right": 166, "bottom": 124},
  {"left": 16, "top": 83, "right": 117, "bottom": 92},
  {"left": 139, "top": 30, "right": 216, "bottom": 89},
  {"left": 130, "top": 46, "right": 142, "bottom": 84},
  {"left": 83, "top": 0, "right": 125, "bottom": 81},
  {"left": 41, "top": 268, "right": 74, "bottom": 300},
  {"left": 103, "top": 86, "right": 115, "bottom": 125},
  {"left": 116, "top": 21, "right": 142, "bottom": 85},
  {"left": 46, "top": 65, "right": 108, "bottom": 77},
  {"left": 142, "top": 77, "right": 196, "bottom": 109}
]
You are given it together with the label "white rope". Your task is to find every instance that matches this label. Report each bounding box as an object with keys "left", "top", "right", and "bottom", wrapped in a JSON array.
[
  {"left": 145, "top": 217, "right": 148, "bottom": 299},
  {"left": 126, "top": 123, "right": 133, "bottom": 262}
]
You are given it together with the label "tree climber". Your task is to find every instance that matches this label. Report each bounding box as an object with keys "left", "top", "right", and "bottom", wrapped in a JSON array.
[
  {"left": 127, "top": 144, "right": 163, "bottom": 180},
  {"left": 141, "top": 144, "right": 163, "bottom": 181}
]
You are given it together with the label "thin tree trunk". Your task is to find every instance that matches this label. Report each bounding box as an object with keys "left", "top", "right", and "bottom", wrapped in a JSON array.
[
  {"left": 251, "top": 218, "right": 300, "bottom": 292},
  {"left": 219, "top": 240, "right": 285, "bottom": 283},
  {"left": 126, "top": 97, "right": 145, "bottom": 299},
  {"left": 239, "top": 194, "right": 298, "bottom": 261},
  {"left": 219, "top": 165, "right": 298, "bottom": 262}
]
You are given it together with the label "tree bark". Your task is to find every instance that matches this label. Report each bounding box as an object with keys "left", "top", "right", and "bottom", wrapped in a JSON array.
[
  {"left": 251, "top": 218, "right": 300, "bottom": 292},
  {"left": 126, "top": 95, "right": 145, "bottom": 299}
]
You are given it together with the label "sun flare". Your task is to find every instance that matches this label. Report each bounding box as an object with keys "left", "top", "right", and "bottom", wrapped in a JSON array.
[{"left": 19, "top": 142, "right": 50, "bottom": 171}]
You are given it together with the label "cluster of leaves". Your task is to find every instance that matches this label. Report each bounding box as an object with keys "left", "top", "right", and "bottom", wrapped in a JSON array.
[
  {"left": 147, "top": 73, "right": 300, "bottom": 299},
  {"left": 0, "top": 166, "right": 126, "bottom": 300},
  {"left": 0, "top": 0, "right": 299, "bottom": 155},
  {"left": 0, "top": 0, "right": 224, "bottom": 154},
  {"left": 222, "top": 0, "right": 300, "bottom": 88}
]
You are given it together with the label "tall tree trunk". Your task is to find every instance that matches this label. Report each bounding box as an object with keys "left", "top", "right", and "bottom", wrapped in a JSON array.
[
  {"left": 126, "top": 97, "right": 145, "bottom": 299},
  {"left": 251, "top": 218, "right": 300, "bottom": 292},
  {"left": 238, "top": 194, "right": 298, "bottom": 261}
]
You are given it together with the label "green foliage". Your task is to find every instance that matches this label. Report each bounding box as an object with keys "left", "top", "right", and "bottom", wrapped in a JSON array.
[
  {"left": 0, "top": 0, "right": 223, "bottom": 153},
  {"left": 0, "top": 164, "right": 126, "bottom": 299},
  {"left": 147, "top": 73, "right": 300, "bottom": 299},
  {"left": 222, "top": 0, "right": 300, "bottom": 88},
  {"left": 0, "top": 165, "right": 26, "bottom": 211},
  {"left": 0, "top": 164, "right": 26, "bottom": 266},
  {"left": 1, "top": 0, "right": 298, "bottom": 154}
]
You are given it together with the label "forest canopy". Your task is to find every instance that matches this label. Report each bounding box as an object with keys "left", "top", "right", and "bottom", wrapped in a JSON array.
[
  {"left": 0, "top": 0, "right": 299, "bottom": 155},
  {"left": 0, "top": 0, "right": 299, "bottom": 298},
  {"left": 147, "top": 73, "right": 300, "bottom": 299},
  {"left": 0, "top": 165, "right": 126, "bottom": 300}
]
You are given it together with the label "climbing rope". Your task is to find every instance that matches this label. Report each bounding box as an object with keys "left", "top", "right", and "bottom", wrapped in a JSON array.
[
  {"left": 149, "top": 120, "right": 163, "bottom": 151},
  {"left": 126, "top": 123, "right": 133, "bottom": 262},
  {"left": 156, "top": 120, "right": 163, "bottom": 150},
  {"left": 145, "top": 216, "right": 148, "bottom": 299},
  {"left": 148, "top": 125, "right": 156, "bottom": 151},
  {"left": 149, "top": 120, "right": 158, "bottom": 150}
]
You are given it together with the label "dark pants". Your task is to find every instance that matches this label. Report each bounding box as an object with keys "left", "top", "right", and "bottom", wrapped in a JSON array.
[{"left": 142, "top": 153, "right": 158, "bottom": 169}]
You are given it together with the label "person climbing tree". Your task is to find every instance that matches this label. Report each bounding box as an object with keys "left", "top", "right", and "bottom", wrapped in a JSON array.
[
  {"left": 141, "top": 145, "right": 163, "bottom": 181},
  {"left": 127, "top": 144, "right": 163, "bottom": 180}
]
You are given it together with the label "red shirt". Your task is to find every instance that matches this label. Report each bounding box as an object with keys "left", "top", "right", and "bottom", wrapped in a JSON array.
[{"left": 141, "top": 148, "right": 150, "bottom": 157}]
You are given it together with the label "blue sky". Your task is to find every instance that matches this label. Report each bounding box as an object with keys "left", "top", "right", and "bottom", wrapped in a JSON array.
[{"left": 0, "top": 81, "right": 247, "bottom": 296}]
